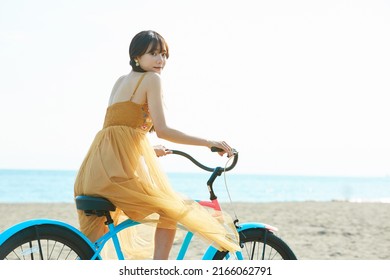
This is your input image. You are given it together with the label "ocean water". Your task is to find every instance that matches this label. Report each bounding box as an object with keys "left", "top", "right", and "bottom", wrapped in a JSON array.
[{"left": 0, "top": 169, "right": 390, "bottom": 203}]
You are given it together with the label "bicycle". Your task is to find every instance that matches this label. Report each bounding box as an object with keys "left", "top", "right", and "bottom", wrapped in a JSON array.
[{"left": 0, "top": 148, "right": 297, "bottom": 260}]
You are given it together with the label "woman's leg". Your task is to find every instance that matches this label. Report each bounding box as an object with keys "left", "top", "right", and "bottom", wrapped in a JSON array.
[{"left": 153, "top": 227, "right": 176, "bottom": 260}]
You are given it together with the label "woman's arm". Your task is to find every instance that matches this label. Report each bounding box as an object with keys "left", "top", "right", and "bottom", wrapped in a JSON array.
[
  {"left": 145, "top": 73, "right": 232, "bottom": 155},
  {"left": 153, "top": 145, "right": 172, "bottom": 157}
]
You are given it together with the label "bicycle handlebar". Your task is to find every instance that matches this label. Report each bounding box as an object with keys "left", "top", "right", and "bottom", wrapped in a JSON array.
[{"left": 171, "top": 148, "right": 239, "bottom": 172}]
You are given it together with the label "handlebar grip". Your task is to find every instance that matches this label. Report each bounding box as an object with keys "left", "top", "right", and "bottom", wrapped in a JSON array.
[
  {"left": 211, "top": 146, "right": 238, "bottom": 157},
  {"left": 211, "top": 147, "right": 224, "bottom": 152}
]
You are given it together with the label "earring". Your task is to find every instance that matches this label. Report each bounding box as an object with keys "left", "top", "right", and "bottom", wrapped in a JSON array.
[{"left": 135, "top": 60, "right": 139, "bottom": 67}]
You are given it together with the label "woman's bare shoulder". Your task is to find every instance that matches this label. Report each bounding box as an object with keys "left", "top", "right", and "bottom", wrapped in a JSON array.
[
  {"left": 143, "top": 72, "right": 162, "bottom": 90},
  {"left": 108, "top": 74, "right": 130, "bottom": 105},
  {"left": 111, "top": 74, "right": 127, "bottom": 89},
  {"left": 114, "top": 74, "right": 127, "bottom": 83},
  {"left": 144, "top": 71, "right": 161, "bottom": 80}
]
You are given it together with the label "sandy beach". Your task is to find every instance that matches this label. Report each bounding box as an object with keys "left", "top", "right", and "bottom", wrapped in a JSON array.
[{"left": 1, "top": 201, "right": 389, "bottom": 260}]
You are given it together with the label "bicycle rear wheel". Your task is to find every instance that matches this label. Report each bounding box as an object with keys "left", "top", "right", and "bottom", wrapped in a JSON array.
[
  {"left": 0, "top": 224, "right": 96, "bottom": 260},
  {"left": 213, "top": 228, "right": 297, "bottom": 260}
]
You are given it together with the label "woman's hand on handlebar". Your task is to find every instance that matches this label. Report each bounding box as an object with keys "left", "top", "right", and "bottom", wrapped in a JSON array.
[
  {"left": 208, "top": 140, "right": 234, "bottom": 157},
  {"left": 153, "top": 145, "right": 172, "bottom": 157}
]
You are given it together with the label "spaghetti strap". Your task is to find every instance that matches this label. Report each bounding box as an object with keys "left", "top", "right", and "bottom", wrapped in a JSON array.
[{"left": 129, "top": 73, "right": 147, "bottom": 101}]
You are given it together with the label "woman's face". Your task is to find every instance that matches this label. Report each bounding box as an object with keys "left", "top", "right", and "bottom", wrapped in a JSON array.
[{"left": 137, "top": 45, "right": 167, "bottom": 74}]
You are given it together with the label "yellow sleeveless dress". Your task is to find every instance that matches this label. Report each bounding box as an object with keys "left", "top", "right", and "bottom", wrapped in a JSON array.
[{"left": 74, "top": 74, "right": 240, "bottom": 259}]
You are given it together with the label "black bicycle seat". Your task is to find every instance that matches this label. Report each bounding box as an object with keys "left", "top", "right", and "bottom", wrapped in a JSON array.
[{"left": 75, "top": 196, "right": 116, "bottom": 217}]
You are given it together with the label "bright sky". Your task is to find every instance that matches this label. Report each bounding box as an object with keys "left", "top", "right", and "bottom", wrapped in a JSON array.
[{"left": 1, "top": 0, "right": 389, "bottom": 177}]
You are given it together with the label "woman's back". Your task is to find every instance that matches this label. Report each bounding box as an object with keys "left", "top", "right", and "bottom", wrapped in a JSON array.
[
  {"left": 103, "top": 73, "right": 152, "bottom": 131},
  {"left": 108, "top": 72, "right": 149, "bottom": 107}
]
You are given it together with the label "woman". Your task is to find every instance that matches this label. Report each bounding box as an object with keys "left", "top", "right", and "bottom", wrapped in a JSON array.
[{"left": 74, "top": 30, "right": 240, "bottom": 259}]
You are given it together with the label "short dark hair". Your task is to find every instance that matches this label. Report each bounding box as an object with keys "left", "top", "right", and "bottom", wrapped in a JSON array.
[{"left": 129, "top": 30, "right": 169, "bottom": 72}]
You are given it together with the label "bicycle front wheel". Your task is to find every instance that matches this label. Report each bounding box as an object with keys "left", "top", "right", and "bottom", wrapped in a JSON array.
[
  {"left": 213, "top": 228, "right": 297, "bottom": 260},
  {"left": 0, "top": 224, "right": 96, "bottom": 260}
]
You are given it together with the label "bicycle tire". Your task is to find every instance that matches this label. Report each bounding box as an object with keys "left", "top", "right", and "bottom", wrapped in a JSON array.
[
  {"left": 0, "top": 224, "right": 96, "bottom": 260},
  {"left": 212, "top": 228, "right": 297, "bottom": 260}
]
